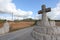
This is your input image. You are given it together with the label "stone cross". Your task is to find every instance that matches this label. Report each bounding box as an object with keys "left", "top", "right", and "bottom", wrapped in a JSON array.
[{"left": 38, "top": 5, "right": 51, "bottom": 26}]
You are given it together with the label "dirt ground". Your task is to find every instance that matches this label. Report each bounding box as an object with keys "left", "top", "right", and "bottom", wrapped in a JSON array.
[
  {"left": 0, "top": 21, "right": 35, "bottom": 32},
  {"left": 0, "top": 23, "right": 4, "bottom": 28},
  {"left": 8, "top": 21, "right": 35, "bottom": 31}
]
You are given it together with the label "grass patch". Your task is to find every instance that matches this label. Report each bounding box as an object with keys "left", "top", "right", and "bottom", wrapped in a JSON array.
[{"left": 0, "top": 19, "right": 6, "bottom": 23}]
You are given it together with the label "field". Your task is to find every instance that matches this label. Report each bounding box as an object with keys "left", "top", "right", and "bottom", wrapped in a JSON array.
[
  {"left": 0, "top": 19, "right": 36, "bottom": 32},
  {"left": 8, "top": 21, "right": 35, "bottom": 31},
  {"left": 0, "top": 20, "right": 6, "bottom": 28}
]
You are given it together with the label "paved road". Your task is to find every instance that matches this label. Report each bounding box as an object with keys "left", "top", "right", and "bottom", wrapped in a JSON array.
[{"left": 0, "top": 27, "right": 35, "bottom": 40}]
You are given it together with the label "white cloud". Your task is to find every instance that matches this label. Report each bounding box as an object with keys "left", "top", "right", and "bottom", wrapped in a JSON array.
[
  {"left": 34, "top": 2, "right": 60, "bottom": 20},
  {"left": 32, "top": 14, "right": 42, "bottom": 20},
  {"left": 47, "top": 2, "right": 60, "bottom": 20},
  {"left": 0, "top": 0, "right": 60, "bottom": 20},
  {"left": 13, "top": 9, "right": 33, "bottom": 17},
  {"left": 0, "top": 0, "right": 33, "bottom": 20}
]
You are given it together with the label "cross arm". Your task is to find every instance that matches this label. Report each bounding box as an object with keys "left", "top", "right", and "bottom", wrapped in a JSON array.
[
  {"left": 46, "top": 8, "right": 51, "bottom": 12},
  {"left": 38, "top": 8, "right": 51, "bottom": 14},
  {"left": 38, "top": 10, "right": 43, "bottom": 14}
]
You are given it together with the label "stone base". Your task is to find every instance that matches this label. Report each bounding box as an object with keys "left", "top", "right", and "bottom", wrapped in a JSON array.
[{"left": 32, "top": 26, "right": 60, "bottom": 40}]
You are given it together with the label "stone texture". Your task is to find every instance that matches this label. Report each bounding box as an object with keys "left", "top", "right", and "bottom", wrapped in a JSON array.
[
  {"left": 32, "top": 5, "right": 60, "bottom": 40},
  {"left": 49, "top": 20, "right": 56, "bottom": 26},
  {"left": 34, "top": 27, "right": 46, "bottom": 34},
  {"left": 43, "top": 35, "right": 51, "bottom": 40},
  {"left": 53, "top": 27, "right": 60, "bottom": 34},
  {"left": 56, "top": 35, "right": 60, "bottom": 40},
  {"left": 38, "top": 5, "right": 51, "bottom": 27},
  {"left": 51, "top": 35, "right": 57, "bottom": 40},
  {"left": 46, "top": 27, "right": 54, "bottom": 35},
  {"left": 36, "top": 21, "right": 42, "bottom": 26},
  {"left": 0, "top": 21, "right": 9, "bottom": 34}
]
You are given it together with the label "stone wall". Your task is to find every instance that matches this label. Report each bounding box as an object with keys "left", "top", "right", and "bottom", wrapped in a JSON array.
[
  {"left": 36, "top": 20, "right": 56, "bottom": 26},
  {"left": 49, "top": 20, "right": 56, "bottom": 26},
  {"left": 0, "top": 21, "right": 10, "bottom": 35},
  {"left": 32, "top": 4, "right": 60, "bottom": 40},
  {"left": 32, "top": 20, "right": 60, "bottom": 40},
  {"left": 36, "top": 20, "right": 42, "bottom": 26},
  {"left": 32, "top": 26, "right": 60, "bottom": 40}
]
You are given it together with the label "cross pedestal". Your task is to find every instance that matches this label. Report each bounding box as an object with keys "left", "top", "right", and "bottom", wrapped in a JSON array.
[{"left": 32, "top": 5, "right": 60, "bottom": 40}]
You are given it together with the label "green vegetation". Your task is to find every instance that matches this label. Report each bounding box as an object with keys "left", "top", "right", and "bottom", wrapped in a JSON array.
[
  {"left": 14, "top": 18, "right": 37, "bottom": 22},
  {"left": 0, "top": 19, "right": 6, "bottom": 23},
  {"left": 14, "top": 18, "right": 38, "bottom": 26}
]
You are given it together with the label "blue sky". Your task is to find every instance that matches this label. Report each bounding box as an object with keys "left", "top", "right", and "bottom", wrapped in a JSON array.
[
  {"left": 13, "top": 0, "right": 58, "bottom": 14},
  {"left": 0, "top": 0, "right": 60, "bottom": 20}
]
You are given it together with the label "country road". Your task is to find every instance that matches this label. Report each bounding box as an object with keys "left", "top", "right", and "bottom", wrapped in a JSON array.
[{"left": 0, "top": 27, "right": 35, "bottom": 40}]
